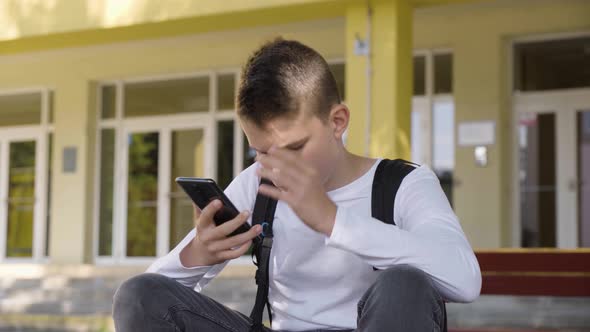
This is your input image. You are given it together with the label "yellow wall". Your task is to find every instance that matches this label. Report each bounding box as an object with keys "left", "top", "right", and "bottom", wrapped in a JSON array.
[
  {"left": 0, "top": 0, "right": 346, "bottom": 55},
  {"left": 0, "top": 0, "right": 473, "bottom": 43},
  {"left": 0, "top": 0, "right": 345, "bottom": 40},
  {"left": 2, "top": 0, "right": 590, "bottom": 263},
  {"left": 0, "top": 18, "right": 345, "bottom": 264},
  {"left": 413, "top": 0, "right": 590, "bottom": 248}
]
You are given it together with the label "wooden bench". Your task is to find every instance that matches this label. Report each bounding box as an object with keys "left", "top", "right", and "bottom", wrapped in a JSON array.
[
  {"left": 449, "top": 250, "right": 590, "bottom": 332},
  {"left": 475, "top": 249, "right": 590, "bottom": 297}
]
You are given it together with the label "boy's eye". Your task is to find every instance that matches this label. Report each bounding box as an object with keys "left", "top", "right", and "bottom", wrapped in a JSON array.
[{"left": 289, "top": 144, "right": 305, "bottom": 151}]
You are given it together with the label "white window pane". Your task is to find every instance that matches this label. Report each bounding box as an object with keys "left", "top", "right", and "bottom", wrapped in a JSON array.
[
  {"left": 411, "top": 110, "right": 422, "bottom": 165},
  {"left": 126, "top": 132, "right": 159, "bottom": 257},
  {"left": 432, "top": 100, "right": 455, "bottom": 172}
]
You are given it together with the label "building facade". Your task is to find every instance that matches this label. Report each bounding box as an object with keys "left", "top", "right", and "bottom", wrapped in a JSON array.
[{"left": 0, "top": 0, "right": 589, "bottom": 270}]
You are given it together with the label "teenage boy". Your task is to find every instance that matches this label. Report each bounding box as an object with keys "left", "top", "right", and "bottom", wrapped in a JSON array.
[{"left": 113, "top": 38, "right": 481, "bottom": 332}]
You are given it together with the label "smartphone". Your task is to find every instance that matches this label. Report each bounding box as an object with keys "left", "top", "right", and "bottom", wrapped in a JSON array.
[{"left": 175, "top": 177, "right": 251, "bottom": 237}]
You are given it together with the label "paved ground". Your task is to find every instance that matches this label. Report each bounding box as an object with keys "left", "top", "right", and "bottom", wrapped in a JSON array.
[{"left": 1, "top": 267, "right": 589, "bottom": 331}]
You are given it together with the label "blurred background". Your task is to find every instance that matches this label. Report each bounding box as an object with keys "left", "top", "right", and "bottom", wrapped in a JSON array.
[{"left": 0, "top": 0, "right": 589, "bottom": 331}]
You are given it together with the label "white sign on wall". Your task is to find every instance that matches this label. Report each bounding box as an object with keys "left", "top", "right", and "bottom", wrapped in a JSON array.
[{"left": 457, "top": 121, "right": 496, "bottom": 146}]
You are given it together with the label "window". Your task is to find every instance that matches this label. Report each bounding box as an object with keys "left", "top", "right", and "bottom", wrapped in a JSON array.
[
  {"left": 434, "top": 54, "right": 453, "bottom": 94},
  {"left": 126, "top": 132, "right": 159, "bottom": 257},
  {"left": 170, "top": 129, "right": 205, "bottom": 249},
  {"left": 217, "top": 120, "right": 234, "bottom": 190},
  {"left": 329, "top": 63, "right": 346, "bottom": 101},
  {"left": 45, "top": 133, "right": 53, "bottom": 257},
  {"left": 98, "top": 129, "right": 115, "bottom": 256},
  {"left": 514, "top": 36, "right": 590, "bottom": 92},
  {"left": 217, "top": 74, "right": 236, "bottom": 110},
  {"left": 413, "top": 56, "right": 426, "bottom": 96},
  {"left": 101, "top": 85, "right": 116, "bottom": 119},
  {"left": 412, "top": 51, "right": 454, "bottom": 205},
  {"left": 0, "top": 92, "right": 42, "bottom": 127},
  {"left": 124, "top": 77, "right": 210, "bottom": 117},
  {"left": 96, "top": 72, "right": 257, "bottom": 261}
]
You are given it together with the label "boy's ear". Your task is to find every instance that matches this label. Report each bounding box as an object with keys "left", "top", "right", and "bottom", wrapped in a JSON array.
[{"left": 329, "top": 104, "right": 350, "bottom": 139}]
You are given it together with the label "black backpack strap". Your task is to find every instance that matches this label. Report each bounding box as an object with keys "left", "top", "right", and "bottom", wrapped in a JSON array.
[
  {"left": 371, "top": 159, "right": 418, "bottom": 226},
  {"left": 249, "top": 179, "right": 277, "bottom": 332},
  {"left": 371, "top": 158, "right": 448, "bottom": 332}
]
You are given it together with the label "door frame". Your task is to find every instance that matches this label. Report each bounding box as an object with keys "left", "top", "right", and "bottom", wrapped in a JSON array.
[{"left": 512, "top": 87, "right": 590, "bottom": 248}]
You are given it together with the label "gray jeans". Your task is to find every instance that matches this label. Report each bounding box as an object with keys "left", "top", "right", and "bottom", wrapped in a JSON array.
[{"left": 112, "top": 264, "right": 445, "bottom": 332}]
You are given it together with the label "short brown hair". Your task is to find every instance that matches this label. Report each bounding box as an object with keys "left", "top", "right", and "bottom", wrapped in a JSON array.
[{"left": 237, "top": 38, "right": 341, "bottom": 127}]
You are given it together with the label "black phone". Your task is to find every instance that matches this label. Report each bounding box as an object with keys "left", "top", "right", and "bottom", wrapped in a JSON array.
[{"left": 175, "top": 177, "right": 251, "bottom": 237}]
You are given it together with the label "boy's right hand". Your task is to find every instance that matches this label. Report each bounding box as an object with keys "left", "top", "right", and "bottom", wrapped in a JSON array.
[{"left": 180, "top": 199, "right": 262, "bottom": 267}]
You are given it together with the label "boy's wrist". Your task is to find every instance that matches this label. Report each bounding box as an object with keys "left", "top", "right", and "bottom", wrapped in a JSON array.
[{"left": 180, "top": 240, "right": 212, "bottom": 268}]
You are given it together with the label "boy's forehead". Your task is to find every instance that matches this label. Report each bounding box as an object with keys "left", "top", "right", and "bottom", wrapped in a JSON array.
[{"left": 240, "top": 112, "right": 315, "bottom": 150}]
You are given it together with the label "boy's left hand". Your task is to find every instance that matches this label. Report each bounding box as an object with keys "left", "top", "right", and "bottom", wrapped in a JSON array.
[{"left": 255, "top": 146, "right": 337, "bottom": 236}]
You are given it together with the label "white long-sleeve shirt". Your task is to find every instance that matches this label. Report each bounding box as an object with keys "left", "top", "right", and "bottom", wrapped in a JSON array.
[{"left": 146, "top": 158, "right": 482, "bottom": 331}]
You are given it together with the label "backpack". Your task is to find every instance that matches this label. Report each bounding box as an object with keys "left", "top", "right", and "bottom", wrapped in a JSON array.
[{"left": 249, "top": 159, "right": 448, "bottom": 332}]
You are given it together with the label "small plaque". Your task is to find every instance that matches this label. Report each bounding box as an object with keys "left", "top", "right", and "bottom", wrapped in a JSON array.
[
  {"left": 458, "top": 121, "right": 495, "bottom": 146},
  {"left": 63, "top": 147, "right": 77, "bottom": 173}
]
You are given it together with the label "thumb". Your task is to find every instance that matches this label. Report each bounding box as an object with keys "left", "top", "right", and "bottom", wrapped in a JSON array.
[{"left": 193, "top": 203, "right": 202, "bottom": 220}]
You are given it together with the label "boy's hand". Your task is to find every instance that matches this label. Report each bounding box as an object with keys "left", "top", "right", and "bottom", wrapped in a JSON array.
[
  {"left": 255, "top": 146, "right": 337, "bottom": 236},
  {"left": 180, "top": 200, "right": 262, "bottom": 267}
]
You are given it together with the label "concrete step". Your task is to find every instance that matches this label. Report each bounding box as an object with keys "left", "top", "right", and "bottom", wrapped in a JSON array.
[{"left": 1, "top": 270, "right": 589, "bottom": 331}]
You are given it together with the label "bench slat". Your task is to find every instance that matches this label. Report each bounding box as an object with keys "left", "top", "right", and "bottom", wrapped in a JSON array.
[
  {"left": 476, "top": 251, "right": 590, "bottom": 297},
  {"left": 476, "top": 252, "right": 590, "bottom": 273}
]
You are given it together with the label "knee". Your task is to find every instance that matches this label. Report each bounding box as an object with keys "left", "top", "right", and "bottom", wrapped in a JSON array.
[
  {"left": 374, "top": 265, "right": 438, "bottom": 300},
  {"left": 113, "top": 273, "right": 173, "bottom": 311},
  {"left": 358, "top": 266, "right": 445, "bottom": 330}
]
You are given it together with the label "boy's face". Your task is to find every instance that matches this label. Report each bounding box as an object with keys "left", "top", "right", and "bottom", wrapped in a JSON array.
[{"left": 240, "top": 107, "right": 346, "bottom": 187}]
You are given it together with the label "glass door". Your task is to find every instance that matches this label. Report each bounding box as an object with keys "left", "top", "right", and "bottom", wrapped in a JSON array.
[
  {"left": 124, "top": 130, "right": 160, "bottom": 258},
  {"left": 169, "top": 128, "right": 205, "bottom": 250},
  {"left": 0, "top": 134, "right": 42, "bottom": 260},
  {"left": 577, "top": 109, "right": 590, "bottom": 247},
  {"left": 118, "top": 124, "right": 209, "bottom": 261},
  {"left": 518, "top": 112, "right": 557, "bottom": 247},
  {"left": 514, "top": 89, "right": 590, "bottom": 248}
]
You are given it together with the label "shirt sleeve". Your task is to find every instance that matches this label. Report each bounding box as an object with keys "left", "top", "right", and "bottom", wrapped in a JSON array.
[
  {"left": 326, "top": 165, "right": 482, "bottom": 303},
  {"left": 145, "top": 163, "right": 260, "bottom": 290}
]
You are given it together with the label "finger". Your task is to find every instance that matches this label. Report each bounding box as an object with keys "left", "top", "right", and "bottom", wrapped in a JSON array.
[
  {"left": 256, "top": 153, "right": 292, "bottom": 174},
  {"left": 193, "top": 203, "right": 202, "bottom": 220},
  {"left": 258, "top": 184, "right": 284, "bottom": 201},
  {"left": 256, "top": 166, "right": 297, "bottom": 191},
  {"left": 211, "top": 210, "right": 251, "bottom": 238},
  {"left": 268, "top": 146, "right": 298, "bottom": 164},
  {"left": 209, "top": 224, "right": 262, "bottom": 252},
  {"left": 256, "top": 153, "right": 302, "bottom": 180},
  {"left": 197, "top": 199, "right": 222, "bottom": 231},
  {"left": 217, "top": 240, "right": 253, "bottom": 261},
  {"left": 268, "top": 147, "right": 315, "bottom": 177}
]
